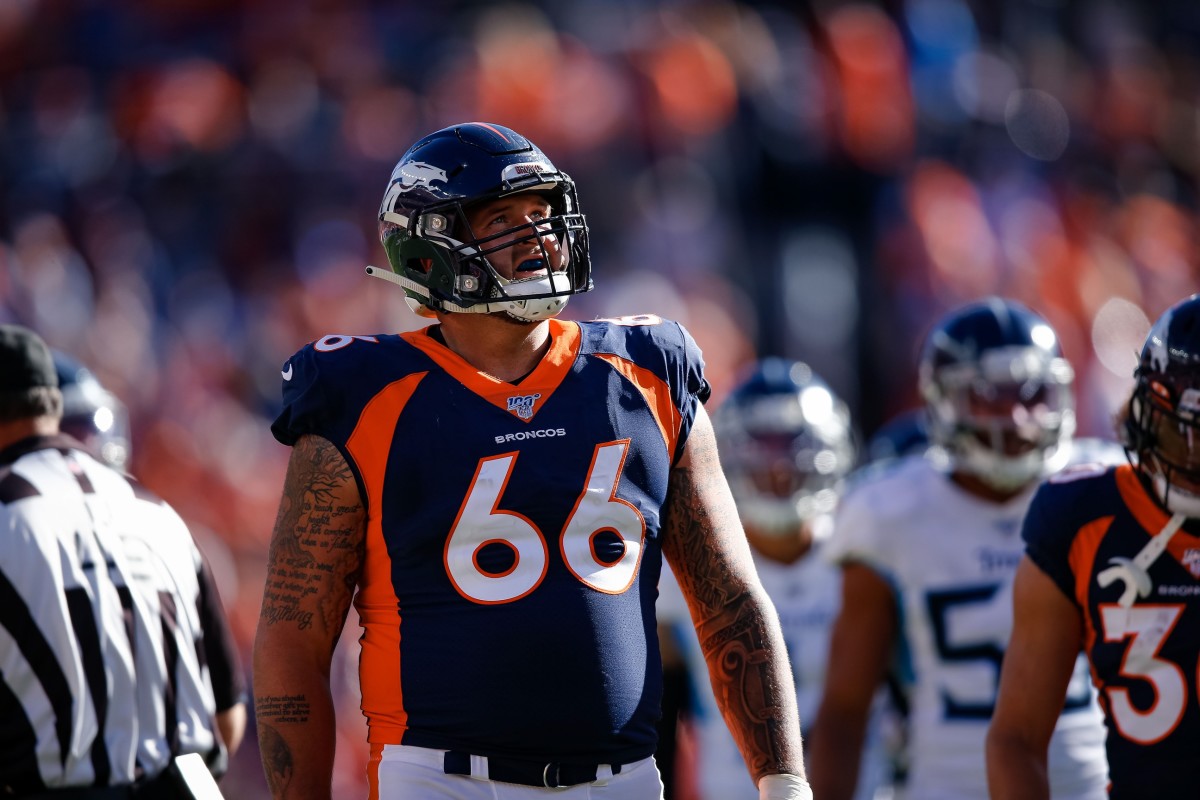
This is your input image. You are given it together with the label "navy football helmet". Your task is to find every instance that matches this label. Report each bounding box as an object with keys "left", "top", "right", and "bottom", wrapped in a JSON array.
[
  {"left": 1124, "top": 294, "right": 1200, "bottom": 516},
  {"left": 713, "top": 358, "right": 857, "bottom": 534},
  {"left": 918, "top": 297, "right": 1075, "bottom": 491},
  {"left": 54, "top": 352, "right": 131, "bottom": 471},
  {"left": 373, "top": 122, "right": 592, "bottom": 322}
]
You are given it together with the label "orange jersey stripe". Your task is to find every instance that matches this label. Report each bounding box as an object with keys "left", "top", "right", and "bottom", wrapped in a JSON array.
[
  {"left": 1068, "top": 515, "right": 1114, "bottom": 680},
  {"left": 1115, "top": 464, "right": 1171, "bottom": 536},
  {"left": 1114, "top": 463, "right": 1200, "bottom": 573},
  {"left": 591, "top": 353, "right": 680, "bottom": 459},
  {"left": 346, "top": 373, "right": 426, "bottom": 743},
  {"left": 401, "top": 320, "right": 581, "bottom": 419}
]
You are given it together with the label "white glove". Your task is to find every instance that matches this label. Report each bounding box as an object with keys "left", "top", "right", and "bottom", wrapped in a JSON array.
[{"left": 758, "top": 773, "right": 814, "bottom": 800}]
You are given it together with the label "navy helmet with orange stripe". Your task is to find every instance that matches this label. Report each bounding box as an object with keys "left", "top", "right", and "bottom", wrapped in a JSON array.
[
  {"left": 919, "top": 297, "right": 1075, "bottom": 492},
  {"left": 1125, "top": 293, "right": 1200, "bottom": 516},
  {"left": 373, "top": 122, "right": 592, "bottom": 322}
]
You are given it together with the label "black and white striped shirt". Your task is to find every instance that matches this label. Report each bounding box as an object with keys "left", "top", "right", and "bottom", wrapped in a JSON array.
[{"left": 0, "top": 434, "right": 242, "bottom": 794}]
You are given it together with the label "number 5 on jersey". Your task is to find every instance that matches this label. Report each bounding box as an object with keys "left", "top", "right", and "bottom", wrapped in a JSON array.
[{"left": 444, "top": 440, "right": 646, "bottom": 603}]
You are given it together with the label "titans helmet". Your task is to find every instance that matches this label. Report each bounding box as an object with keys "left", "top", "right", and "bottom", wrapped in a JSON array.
[
  {"left": 54, "top": 352, "right": 131, "bottom": 471},
  {"left": 713, "top": 358, "right": 857, "bottom": 535},
  {"left": 918, "top": 297, "right": 1075, "bottom": 492},
  {"left": 374, "top": 122, "right": 592, "bottom": 322},
  {"left": 1124, "top": 294, "right": 1200, "bottom": 516}
]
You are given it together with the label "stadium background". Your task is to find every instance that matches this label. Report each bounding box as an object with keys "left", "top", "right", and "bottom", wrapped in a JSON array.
[{"left": 2, "top": 0, "right": 1197, "bottom": 796}]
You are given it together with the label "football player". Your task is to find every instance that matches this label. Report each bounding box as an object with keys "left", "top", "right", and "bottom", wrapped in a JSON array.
[
  {"left": 253, "top": 123, "right": 809, "bottom": 799},
  {"left": 988, "top": 293, "right": 1200, "bottom": 799},
  {"left": 658, "top": 358, "right": 896, "bottom": 799},
  {"left": 809, "top": 297, "right": 1115, "bottom": 799}
]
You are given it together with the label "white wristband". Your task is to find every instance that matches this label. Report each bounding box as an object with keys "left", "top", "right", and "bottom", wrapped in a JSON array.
[{"left": 758, "top": 773, "right": 814, "bottom": 800}]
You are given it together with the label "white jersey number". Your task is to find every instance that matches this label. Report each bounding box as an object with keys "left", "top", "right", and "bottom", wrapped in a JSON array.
[
  {"left": 444, "top": 440, "right": 645, "bottom": 603},
  {"left": 1100, "top": 604, "right": 1187, "bottom": 744}
]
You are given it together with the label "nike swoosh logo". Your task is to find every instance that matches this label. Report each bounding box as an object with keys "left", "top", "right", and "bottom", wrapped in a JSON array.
[{"left": 282, "top": 363, "right": 293, "bottom": 381}]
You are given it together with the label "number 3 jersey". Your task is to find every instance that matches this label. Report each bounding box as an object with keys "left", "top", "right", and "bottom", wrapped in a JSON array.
[
  {"left": 271, "top": 317, "right": 709, "bottom": 765},
  {"left": 824, "top": 444, "right": 1119, "bottom": 800},
  {"left": 1023, "top": 463, "right": 1200, "bottom": 800}
]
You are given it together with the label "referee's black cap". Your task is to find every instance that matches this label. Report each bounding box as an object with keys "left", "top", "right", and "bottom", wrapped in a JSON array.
[{"left": 0, "top": 325, "right": 59, "bottom": 391}]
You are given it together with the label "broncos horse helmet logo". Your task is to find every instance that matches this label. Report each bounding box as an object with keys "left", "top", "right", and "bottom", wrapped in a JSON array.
[{"left": 396, "top": 161, "right": 448, "bottom": 192}]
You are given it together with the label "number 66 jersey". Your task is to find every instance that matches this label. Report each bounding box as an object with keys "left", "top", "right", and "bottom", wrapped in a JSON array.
[{"left": 270, "top": 316, "right": 708, "bottom": 766}]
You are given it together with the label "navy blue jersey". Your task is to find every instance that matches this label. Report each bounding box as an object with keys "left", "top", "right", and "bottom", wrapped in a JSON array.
[
  {"left": 272, "top": 316, "right": 708, "bottom": 764},
  {"left": 1023, "top": 463, "right": 1200, "bottom": 799}
]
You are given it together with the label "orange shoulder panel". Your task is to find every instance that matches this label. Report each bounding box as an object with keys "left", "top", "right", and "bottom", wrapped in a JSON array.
[
  {"left": 591, "top": 353, "right": 680, "bottom": 459},
  {"left": 1067, "top": 515, "right": 1114, "bottom": 659},
  {"left": 400, "top": 321, "right": 581, "bottom": 419}
]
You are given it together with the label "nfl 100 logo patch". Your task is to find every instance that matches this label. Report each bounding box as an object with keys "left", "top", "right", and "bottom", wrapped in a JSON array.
[
  {"left": 1183, "top": 548, "right": 1200, "bottom": 579},
  {"left": 506, "top": 393, "right": 541, "bottom": 420}
]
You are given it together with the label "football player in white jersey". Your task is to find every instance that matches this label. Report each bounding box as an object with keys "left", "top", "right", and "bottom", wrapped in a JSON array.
[
  {"left": 659, "top": 358, "right": 897, "bottom": 799},
  {"left": 809, "top": 297, "right": 1115, "bottom": 800},
  {"left": 0, "top": 327, "right": 245, "bottom": 798}
]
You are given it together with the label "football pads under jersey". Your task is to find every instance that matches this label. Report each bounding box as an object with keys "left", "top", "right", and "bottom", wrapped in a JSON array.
[{"left": 272, "top": 316, "right": 709, "bottom": 764}]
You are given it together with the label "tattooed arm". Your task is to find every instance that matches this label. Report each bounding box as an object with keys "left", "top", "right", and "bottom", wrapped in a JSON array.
[
  {"left": 660, "top": 404, "right": 806, "bottom": 793},
  {"left": 253, "top": 435, "right": 366, "bottom": 800}
]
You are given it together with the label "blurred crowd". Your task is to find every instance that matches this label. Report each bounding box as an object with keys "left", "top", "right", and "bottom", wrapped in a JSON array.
[{"left": 2, "top": 0, "right": 1198, "bottom": 796}]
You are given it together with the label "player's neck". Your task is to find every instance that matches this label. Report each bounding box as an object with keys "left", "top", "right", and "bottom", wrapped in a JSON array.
[
  {"left": 435, "top": 314, "right": 552, "bottom": 383},
  {"left": 0, "top": 416, "right": 59, "bottom": 453}
]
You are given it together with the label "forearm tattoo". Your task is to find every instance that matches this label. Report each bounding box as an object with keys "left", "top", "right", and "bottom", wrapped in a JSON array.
[
  {"left": 261, "top": 436, "right": 365, "bottom": 653},
  {"left": 257, "top": 721, "right": 295, "bottom": 796},
  {"left": 255, "top": 691, "right": 311, "bottom": 790},
  {"left": 664, "top": 461, "right": 802, "bottom": 781}
]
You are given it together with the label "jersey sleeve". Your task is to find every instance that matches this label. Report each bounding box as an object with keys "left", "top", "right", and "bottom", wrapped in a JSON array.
[
  {"left": 668, "top": 321, "right": 711, "bottom": 460},
  {"left": 270, "top": 344, "right": 337, "bottom": 447},
  {"left": 1020, "top": 480, "right": 1081, "bottom": 603},
  {"left": 595, "top": 317, "right": 711, "bottom": 462},
  {"left": 823, "top": 476, "right": 896, "bottom": 580}
]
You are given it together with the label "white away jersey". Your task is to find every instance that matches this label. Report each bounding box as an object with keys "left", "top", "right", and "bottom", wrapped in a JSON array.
[
  {"left": 0, "top": 435, "right": 229, "bottom": 794},
  {"left": 659, "top": 530, "right": 894, "bottom": 800},
  {"left": 824, "top": 441, "right": 1122, "bottom": 800}
]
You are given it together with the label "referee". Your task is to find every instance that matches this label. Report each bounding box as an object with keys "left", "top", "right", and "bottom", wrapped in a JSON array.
[{"left": 0, "top": 325, "right": 246, "bottom": 798}]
